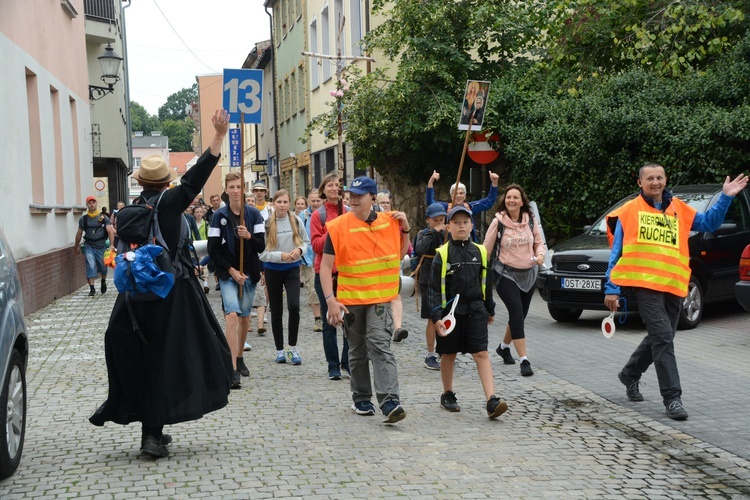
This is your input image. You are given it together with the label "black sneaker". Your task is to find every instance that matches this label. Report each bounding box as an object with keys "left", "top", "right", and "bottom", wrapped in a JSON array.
[
  {"left": 215, "top": 283, "right": 221, "bottom": 291},
  {"left": 618, "top": 371, "right": 644, "bottom": 402},
  {"left": 520, "top": 359, "right": 534, "bottom": 377},
  {"left": 328, "top": 367, "right": 342, "bottom": 381},
  {"left": 231, "top": 370, "right": 242, "bottom": 389},
  {"left": 440, "top": 391, "right": 461, "bottom": 412},
  {"left": 89, "top": 287, "right": 96, "bottom": 296},
  {"left": 496, "top": 345, "right": 516, "bottom": 365},
  {"left": 236, "top": 357, "right": 250, "bottom": 377},
  {"left": 486, "top": 395, "right": 508, "bottom": 419},
  {"left": 381, "top": 400, "right": 406, "bottom": 424},
  {"left": 392, "top": 328, "right": 408, "bottom": 343},
  {"left": 665, "top": 400, "right": 688, "bottom": 420},
  {"left": 140, "top": 435, "right": 169, "bottom": 458},
  {"left": 101, "top": 279, "right": 107, "bottom": 294}
]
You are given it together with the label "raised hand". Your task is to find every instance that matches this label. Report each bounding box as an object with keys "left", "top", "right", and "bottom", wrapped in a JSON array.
[
  {"left": 723, "top": 173, "right": 748, "bottom": 197},
  {"left": 428, "top": 170, "right": 440, "bottom": 187}
]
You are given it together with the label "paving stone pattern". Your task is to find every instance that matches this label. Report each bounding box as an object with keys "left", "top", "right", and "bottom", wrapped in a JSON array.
[{"left": 1, "top": 281, "right": 749, "bottom": 498}]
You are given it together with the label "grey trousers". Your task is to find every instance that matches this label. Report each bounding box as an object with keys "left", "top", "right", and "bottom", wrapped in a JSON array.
[
  {"left": 344, "top": 303, "right": 401, "bottom": 408},
  {"left": 623, "top": 287, "right": 682, "bottom": 404}
]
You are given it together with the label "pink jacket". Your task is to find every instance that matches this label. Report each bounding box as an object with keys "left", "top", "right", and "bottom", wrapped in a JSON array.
[{"left": 483, "top": 211, "right": 545, "bottom": 269}]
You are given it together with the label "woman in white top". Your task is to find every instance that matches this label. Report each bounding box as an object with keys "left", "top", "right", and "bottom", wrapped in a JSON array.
[{"left": 259, "top": 189, "right": 310, "bottom": 365}]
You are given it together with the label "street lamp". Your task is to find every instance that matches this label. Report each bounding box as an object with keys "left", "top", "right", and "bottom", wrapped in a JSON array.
[{"left": 89, "top": 43, "right": 123, "bottom": 101}]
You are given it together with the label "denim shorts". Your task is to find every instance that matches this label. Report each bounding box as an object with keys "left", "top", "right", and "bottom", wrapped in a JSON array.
[
  {"left": 83, "top": 245, "right": 107, "bottom": 279},
  {"left": 219, "top": 278, "right": 256, "bottom": 317}
]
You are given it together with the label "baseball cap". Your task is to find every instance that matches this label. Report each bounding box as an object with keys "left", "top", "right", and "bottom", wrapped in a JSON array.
[
  {"left": 446, "top": 205, "right": 472, "bottom": 223},
  {"left": 86, "top": 196, "right": 97, "bottom": 203},
  {"left": 348, "top": 176, "right": 378, "bottom": 195},
  {"left": 425, "top": 203, "right": 447, "bottom": 219}
]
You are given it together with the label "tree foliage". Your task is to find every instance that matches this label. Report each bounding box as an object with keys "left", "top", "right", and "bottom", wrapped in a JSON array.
[
  {"left": 158, "top": 84, "right": 198, "bottom": 122},
  {"left": 129, "top": 101, "right": 160, "bottom": 135},
  {"left": 160, "top": 119, "right": 195, "bottom": 152},
  {"left": 327, "top": 0, "right": 750, "bottom": 241}
]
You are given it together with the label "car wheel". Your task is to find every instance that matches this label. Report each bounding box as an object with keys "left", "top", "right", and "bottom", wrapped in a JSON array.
[
  {"left": 678, "top": 277, "right": 703, "bottom": 330},
  {"left": 0, "top": 349, "right": 26, "bottom": 480},
  {"left": 547, "top": 304, "right": 583, "bottom": 322}
]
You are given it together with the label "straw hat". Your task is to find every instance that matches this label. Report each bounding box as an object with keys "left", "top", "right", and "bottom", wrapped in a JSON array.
[{"left": 133, "top": 155, "right": 176, "bottom": 185}]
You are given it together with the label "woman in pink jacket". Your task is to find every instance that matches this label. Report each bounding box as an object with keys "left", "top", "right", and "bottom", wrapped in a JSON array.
[{"left": 483, "top": 184, "right": 545, "bottom": 377}]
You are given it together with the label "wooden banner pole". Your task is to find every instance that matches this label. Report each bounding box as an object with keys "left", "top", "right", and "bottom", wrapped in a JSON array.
[{"left": 238, "top": 115, "right": 245, "bottom": 298}]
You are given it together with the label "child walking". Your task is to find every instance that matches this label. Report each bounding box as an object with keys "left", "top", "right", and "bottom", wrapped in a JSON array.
[
  {"left": 259, "top": 190, "right": 310, "bottom": 365},
  {"left": 428, "top": 206, "right": 508, "bottom": 418}
]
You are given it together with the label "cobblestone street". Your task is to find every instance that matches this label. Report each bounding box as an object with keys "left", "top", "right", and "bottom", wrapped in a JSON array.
[{"left": 1, "top": 282, "right": 749, "bottom": 498}]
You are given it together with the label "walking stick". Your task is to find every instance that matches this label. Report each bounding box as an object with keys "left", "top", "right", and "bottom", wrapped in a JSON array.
[{"left": 238, "top": 114, "right": 245, "bottom": 299}]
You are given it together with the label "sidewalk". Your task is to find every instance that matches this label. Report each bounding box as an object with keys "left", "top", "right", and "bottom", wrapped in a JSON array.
[{"left": 1, "top": 282, "right": 749, "bottom": 498}]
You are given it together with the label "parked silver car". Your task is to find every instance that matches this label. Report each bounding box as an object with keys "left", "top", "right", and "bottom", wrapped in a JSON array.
[{"left": 0, "top": 228, "right": 28, "bottom": 480}]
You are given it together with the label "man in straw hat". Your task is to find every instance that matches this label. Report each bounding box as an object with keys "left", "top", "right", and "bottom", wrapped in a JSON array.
[{"left": 89, "top": 109, "right": 233, "bottom": 459}]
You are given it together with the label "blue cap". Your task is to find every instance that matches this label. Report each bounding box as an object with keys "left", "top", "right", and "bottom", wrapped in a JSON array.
[
  {"left": 446, "top": 205, "right": 472, "bottom": 223},
  {"left": 348, "top": 176, "right": 377, "bottom": 195},
  {"left": 425, "top": 203, "right": 447, "bottom": 219}
]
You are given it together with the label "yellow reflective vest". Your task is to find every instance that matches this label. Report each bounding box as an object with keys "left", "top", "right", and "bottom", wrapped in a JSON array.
[{"left": 434, "top": 241, "right": 487, "bottom": 308}]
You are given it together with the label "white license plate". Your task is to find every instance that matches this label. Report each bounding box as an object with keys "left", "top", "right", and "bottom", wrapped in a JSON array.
[{"left": 561, "top": 278, "right": 601, "bottom": 290}]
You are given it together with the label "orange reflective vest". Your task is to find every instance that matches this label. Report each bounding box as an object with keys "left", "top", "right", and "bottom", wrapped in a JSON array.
[
  {"left": 326, "top": 211, "right": 403, "bottom": 305},
  {"left": 606, "top": 195, "right": 696, "bottom": 297}
]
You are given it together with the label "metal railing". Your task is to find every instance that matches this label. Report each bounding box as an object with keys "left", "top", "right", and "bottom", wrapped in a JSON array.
[{"left": 84, "top": 0, "right": 116, "bottom": 22}]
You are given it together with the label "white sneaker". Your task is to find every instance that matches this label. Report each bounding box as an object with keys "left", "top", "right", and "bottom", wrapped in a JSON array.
[
  {"left": 250, "top": 310, "right": 258, "bottom": 317},
  {"left": 244, "top": 342, "right": 252, "bottom": 351}
]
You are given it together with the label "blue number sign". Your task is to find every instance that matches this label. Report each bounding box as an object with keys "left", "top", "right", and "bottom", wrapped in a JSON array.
[
  {"left": 223, "top": 69, "right": 263, "bottom": 124},
  {"left": 229, "top": 129, "right": 241, "bottom": 167}
]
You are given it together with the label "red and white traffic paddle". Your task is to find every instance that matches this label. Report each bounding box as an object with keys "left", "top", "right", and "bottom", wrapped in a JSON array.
[
  {"left": 440, "top": 294, "right": 460, "bottom": 336},
  {"left": 601, "top": 311, "right": 616, "bottom": 338}
]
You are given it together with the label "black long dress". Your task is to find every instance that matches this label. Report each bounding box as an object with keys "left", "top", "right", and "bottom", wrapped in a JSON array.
[{"left": 90, "top": 148, "right": 232, "bottom": 427}]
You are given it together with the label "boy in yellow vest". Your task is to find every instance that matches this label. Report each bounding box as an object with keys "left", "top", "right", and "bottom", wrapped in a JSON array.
[
  {"left": 429, "top": 206, "right": 508, "bottom": 418},
  {"left": 320, "top": 176, "right": 411, "bottom": 424}
]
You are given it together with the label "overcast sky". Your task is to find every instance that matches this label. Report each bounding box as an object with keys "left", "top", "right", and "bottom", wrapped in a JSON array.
[{"left": 124, "top": 0, "right": 271, "bottom": 116}]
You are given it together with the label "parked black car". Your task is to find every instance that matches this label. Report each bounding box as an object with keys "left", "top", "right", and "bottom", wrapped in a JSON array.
[
  {"left": 537, "top": 185, "right": 750, "bottom": 329},
  {"left": 0, "top": 228, "right": 28, "bottom": 480}
]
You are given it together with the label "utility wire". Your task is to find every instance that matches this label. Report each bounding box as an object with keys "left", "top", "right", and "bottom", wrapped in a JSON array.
[{"left": 151, "top": 0, "right": 216, "bottom": 72}]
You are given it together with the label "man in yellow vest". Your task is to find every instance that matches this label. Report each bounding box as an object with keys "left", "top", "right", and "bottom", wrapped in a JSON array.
[
  {"left": 320, "top": 176, "right": 411, "bottom": 424},
  {"left": 605, "top": 164, "right": 747, "bottom": 420}
]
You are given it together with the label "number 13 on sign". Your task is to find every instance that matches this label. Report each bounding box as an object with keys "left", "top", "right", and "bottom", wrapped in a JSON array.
[{"left": 223, "top": 69, "right": 263, "bottom": 124}]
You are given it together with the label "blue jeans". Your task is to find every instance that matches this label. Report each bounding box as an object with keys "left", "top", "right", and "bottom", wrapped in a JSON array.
[
  {"left": 314, "top": 273, "right": 349, "bottom": 372},
  {"left": 622, "top": 288, "right": 682, "bottom": 404},
  {"left": 83, "top": 245, "right": 107, "bottom": 279}
]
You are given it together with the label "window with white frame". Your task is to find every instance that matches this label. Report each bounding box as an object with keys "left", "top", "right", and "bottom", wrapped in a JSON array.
[
  {"left": 350, "top": 0, "right": 363, "bottom": 56},
  {"left": 321, "top": 6, "right": 331, "bottom": 82}
]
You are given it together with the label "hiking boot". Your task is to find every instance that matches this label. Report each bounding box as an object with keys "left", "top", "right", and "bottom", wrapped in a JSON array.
[
  {"left": 392, "top": 328, "right": 409, "bottom": 343},
  {"left": 486, "top": 395, "right": 508, "bottom": 419},
  {"left": 101, "top": 279, "right": 107, "bottom": 294},
  {"left": 328, "top": 367, "right": 342, "bottom": 380},
  {"left": 440, "top": 391, "right": 460, "bottom": 412},
  {"left": 89, "top": 287, "right": 96, "bottom": 297},
  {"left": 288, "top": 348, "right": 302, "bottom": 365},
  {"left": 618, "top": 371, "right": 644, "bottom": 402},
  {"left": 313, "top": 318, "right": 323, "bottom": 332},
  {"left": 666, "top": 400, "right": 689, "bottom": 420},
  {"left": 520, "top": 359, "right": 534, "bottom": 377},
  {"left": 236, "top": 357, "right": 250, "bottom": 377},
  {"left": 381, "top": 400, "right": 406, "bottom": 424},
  {"left": 351, "top": 401, "right": 376, "bottom": 416},
  {"left": 140, "top": 435, "right": 169, "bottom": 458},
  {"left": 496, "top": 345, "right": 516, "bottom": 365},
  {"left": 424, "top": 355, "right": 440, "bottom": 371},
  {"left": 275, "top": 350, "right": 286, "bottom": 363},
  {"left": 141, "top": 433, "right": 172, "bottom": 450},
  {"left": 231, "top": 371, "right": 242, "bottom": 389}
]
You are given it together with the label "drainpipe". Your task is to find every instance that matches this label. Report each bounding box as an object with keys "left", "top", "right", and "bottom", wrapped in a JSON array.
[
  {"left": 265, "top": 4, "right": 280, "bottom": 190},
  {"left": 122, "top": 0, "right": 134, "bottom": 198}
]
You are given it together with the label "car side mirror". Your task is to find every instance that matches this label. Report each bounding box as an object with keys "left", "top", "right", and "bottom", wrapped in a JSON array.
[{"left": 583, "top": 225, "right": 592, "bottom": 232}]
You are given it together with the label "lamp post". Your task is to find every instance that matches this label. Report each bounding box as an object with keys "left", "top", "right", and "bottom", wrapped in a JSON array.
[{"left": 89, "top": 43, "right": 123, "bottom": 101}]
